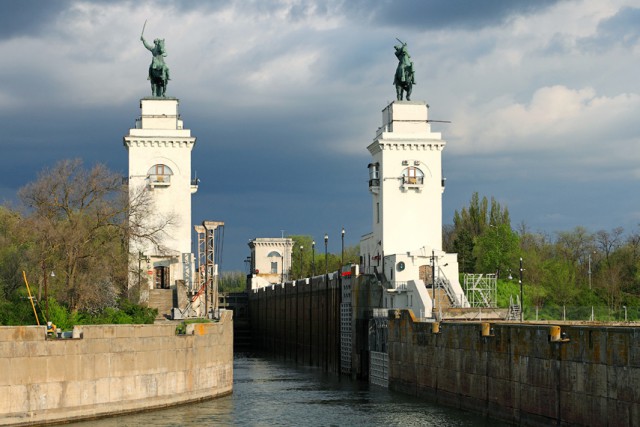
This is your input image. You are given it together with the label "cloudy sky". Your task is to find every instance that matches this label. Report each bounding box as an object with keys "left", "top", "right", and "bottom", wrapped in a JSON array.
[{"left": 1, "top": 0, "right": 638, "bottom": 271}]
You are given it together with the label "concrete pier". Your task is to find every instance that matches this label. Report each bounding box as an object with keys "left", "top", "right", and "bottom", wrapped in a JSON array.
[{"left": 0, "top": 312, "right": 233, "bottom": 426}]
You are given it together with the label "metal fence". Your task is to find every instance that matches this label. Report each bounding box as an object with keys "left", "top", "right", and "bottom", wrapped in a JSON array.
[{"left": 522, "top": 305, "right": 639, "bottom": 322}]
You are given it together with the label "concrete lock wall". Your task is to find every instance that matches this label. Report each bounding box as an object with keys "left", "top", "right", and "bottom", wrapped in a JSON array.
[
  {"left": 387, "top": 310, "right": 640, "bottom": 427},
  {"left": 249, "top": 274, "right": 342, "bottom": 373},
  {"left": 248, "top": 273, "right": 384, "bottom": 379},
  {"left": 0, "top": 312, "right": 233, "bottom": 426}
]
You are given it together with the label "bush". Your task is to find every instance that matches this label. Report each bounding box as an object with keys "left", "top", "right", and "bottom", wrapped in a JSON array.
[
  {"left": 0, "top": 297, "right": 40, "bottom": 325},
  {"left": 1, "top": 296, "right": 157, "bottom": 329}
]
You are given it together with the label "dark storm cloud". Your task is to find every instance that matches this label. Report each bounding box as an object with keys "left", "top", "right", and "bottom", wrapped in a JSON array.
[
  {"left": 0, "top": 0, "right": 69, "bottom": 40},
  {"left": 339, "top": 0, "right": 563, "bottom": 31},
  {"left": 578, "top": 7, "right": 640, "bottom": 51}
]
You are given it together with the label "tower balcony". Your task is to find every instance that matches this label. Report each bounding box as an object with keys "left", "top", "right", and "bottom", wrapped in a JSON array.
[
  {"left": 401, "top": 175, "right": 423, "bottom": 192},
  {"left": 368, "top": 178, "right": 380, "bottom": 194},
  {"left": 148, "top": 174, "right": 171, "bottom": 188},
  {"left": 402, "top": 176, "right": 424, "bottom": 186},
  {"left": 190, "top": 178, "right": 199, "bottom": 194}
]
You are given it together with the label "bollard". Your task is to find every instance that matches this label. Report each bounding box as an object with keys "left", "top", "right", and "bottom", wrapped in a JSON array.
[
  {"left": 549, "top": 325, "right": 570, "bottom": 343},
  {"left": 432, "top": 321, "right": 440, "bottom": 334},
  {"left": 481, "top": 322, "right": 494, "bottom": 337}
]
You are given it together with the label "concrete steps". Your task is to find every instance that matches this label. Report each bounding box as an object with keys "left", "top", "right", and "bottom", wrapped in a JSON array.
[
  {"left": 148, "top": 289, "right": 174, "bottom": 320},
  {"left": 432, "top": 288, "right": 452, "bottom": 311}
]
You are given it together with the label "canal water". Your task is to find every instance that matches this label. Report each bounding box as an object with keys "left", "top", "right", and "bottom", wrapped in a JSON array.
[{"left": 72, "top": 355, "right": 502, "bottom": 426}]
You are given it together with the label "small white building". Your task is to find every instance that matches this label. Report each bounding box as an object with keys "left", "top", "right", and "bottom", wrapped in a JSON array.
[
  {"left": 247, "top": 238, "right": 294, "bottom": 290},
  {"left": 123, "top": 98, "right": 197, "bottom": 299},
  {"left": 360, "top": 101, "right": 468, "bottom": 317}
]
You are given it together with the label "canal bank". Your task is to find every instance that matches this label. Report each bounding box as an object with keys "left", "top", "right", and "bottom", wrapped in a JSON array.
[{"left": 0, "top": 312, "right": 233, "bottom": 426}]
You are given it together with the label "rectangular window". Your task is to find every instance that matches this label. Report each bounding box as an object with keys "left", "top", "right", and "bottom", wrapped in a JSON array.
[
  {"left": 271, "top": 262, "right": 278, "bottom": 274},
  {"left": 376, "top": 202, "right": 380, "bottom": 224}
]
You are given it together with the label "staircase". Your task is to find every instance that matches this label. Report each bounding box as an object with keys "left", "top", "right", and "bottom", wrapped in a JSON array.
[
  {"left": 148, "top": 289, "right": 174, "bottom": 320},
  {"left": 506, "top": 295, "right": 522, "bottom": 321},
  {"left": 432, "top": 288, "right": 452, "bottom": 310}
]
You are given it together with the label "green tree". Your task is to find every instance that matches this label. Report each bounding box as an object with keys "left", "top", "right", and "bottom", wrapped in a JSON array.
[
  {"left": 289, "top": 235, "right": 359, "bottom": 279},
  {"left": 473, "top": 223, "right": 520, "bottom": 277},
  {"left": 219, "top": 271, "right": 247, "bottom": 293},
  {"left": 542, "top": 258, "right": 577, "bottom": 307},
  {"left": 450, "top": 192, "right": 513, "bottom": 273},
  {"left": 0, "top": 207, "right": 30, "bottom": 300}
]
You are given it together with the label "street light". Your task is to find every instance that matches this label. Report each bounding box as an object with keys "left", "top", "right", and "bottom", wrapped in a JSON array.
[
  {"left": 312, "top": 240, "right": 316, "bottom": 276},
  {"left": 588, "top": 251, "right": 596, "bottom": 290},
  {"left": 299, "top": 245, "right": 304, "bottom": 279},
  {"left": 341, "top": 227, "right": 345, "bottom": 267},
  {"left": 138, "top": 251, "right": 150, "bottom": 291},
  {"left": 41, "top": 262, "right": 55, "bottom": 322},
  {"left": 519, "top": 257, "right": 524, "bottom": 322},
  {"left": 324, "top": 233, "right": 329, "bottom": 275}
]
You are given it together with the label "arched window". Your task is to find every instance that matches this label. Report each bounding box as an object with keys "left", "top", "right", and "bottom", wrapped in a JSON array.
[
  {"left": 401, "top": 166, "right": 424, "bottom": 185},
  {"left": 148, "top": 164, "right": 173, "bottom": 185},
  {"left": 267, "top": 251, "right": 281, "bottom": 274}
]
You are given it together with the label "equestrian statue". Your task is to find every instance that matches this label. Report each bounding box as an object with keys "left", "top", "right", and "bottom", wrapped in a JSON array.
[
  {"left": 140, "top": 21, "right": 170, "bottom": 97},
  {"left": 394, "top": 39, "right": 415, "bottom": 101}
]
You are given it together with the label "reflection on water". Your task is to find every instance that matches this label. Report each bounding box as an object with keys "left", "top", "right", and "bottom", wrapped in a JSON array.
[{"left": 72, "top": 355, "right": 501, "bottom": 426}]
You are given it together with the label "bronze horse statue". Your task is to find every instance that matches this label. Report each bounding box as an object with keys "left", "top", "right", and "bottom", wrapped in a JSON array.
[
  {"left": 141, "top": 36, "right": 170, "bottom": 97},
  {"left": 394, "top": 41, "right": 415, "bottom": 101}
]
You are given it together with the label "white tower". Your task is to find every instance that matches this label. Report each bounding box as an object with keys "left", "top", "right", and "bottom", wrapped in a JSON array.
[
  {"left": 123, "top": 98, "right": 198, "bottom": 295},
  {"left": 360, "top": 101, "right": 467, "bottom": 315}
]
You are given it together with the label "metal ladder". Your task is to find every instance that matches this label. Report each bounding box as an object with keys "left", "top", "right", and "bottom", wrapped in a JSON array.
[{"left": 507, "top": 295, "right": 521, "bottom": 320}]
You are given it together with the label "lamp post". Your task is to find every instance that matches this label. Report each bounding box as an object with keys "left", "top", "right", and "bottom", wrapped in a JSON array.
[
  {"left": 519, "top": 257, "right": 524, "bottom": 322},
  {"left": 42, "top": 261, "right": 49, "bottom": 322},
  {"left": 312, "top": 240, "right": 316, "bottom": 276},
  {"left": 324, "top": 233, "right": 329, "bottom": 275},
  {"left": 299, "top": 245, "right": 304, "bottom": 279},
  {"left": 588, "top": 251, "right": 595, "bottom": 290},
  {"left": 431, "top": 250, "right": 436, "bottom": 313},
  {"left": 138, "top": 251, "right": 150, "bottom": 291},
  {"left": 341, "top": 227, "right": 345, "bottom": 267}
]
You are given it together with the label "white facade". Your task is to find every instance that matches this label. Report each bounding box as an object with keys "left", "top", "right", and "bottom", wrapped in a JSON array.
[
  {"left": 248, "top": 238, "right": 294, "bottom": 290},
  {"left": 123, "top": 98, "right": 197, "bottom": 291},
  {"left": 360, "top": 101, "right": 468, "bottom": 315}
]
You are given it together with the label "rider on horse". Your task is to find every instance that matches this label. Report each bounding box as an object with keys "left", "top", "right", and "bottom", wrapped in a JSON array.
[
  {"left": 394, "top": 41, "right": 415, "bottom": 101},
  {"left": 141, "top": 36, "right": 170, "bottom": 97}
]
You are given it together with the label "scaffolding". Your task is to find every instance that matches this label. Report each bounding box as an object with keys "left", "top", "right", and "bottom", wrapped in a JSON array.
[
  {"left": 463, "top": 273, "right": 497, "bottom": 308},
  {"left": 191, "top": 221, "right": 224, "bottom": 317}
]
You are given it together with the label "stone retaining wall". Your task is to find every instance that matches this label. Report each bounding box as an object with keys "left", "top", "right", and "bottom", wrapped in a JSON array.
[
  {"left": 0, "top": 312, "right": 233, "bottom": 426},
  {"left": 388, "top": 310, "right": 640, "bottom": 426}
]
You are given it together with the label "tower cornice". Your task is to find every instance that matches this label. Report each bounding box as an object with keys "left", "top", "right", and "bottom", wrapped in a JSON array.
[{"left": 123, "top": 137, "right": 196, "bottom": 149}]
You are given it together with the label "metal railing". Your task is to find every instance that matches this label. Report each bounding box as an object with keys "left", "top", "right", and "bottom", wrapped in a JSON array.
[{"left": 523, "top": 305, "right": 638, "bottom": 322}]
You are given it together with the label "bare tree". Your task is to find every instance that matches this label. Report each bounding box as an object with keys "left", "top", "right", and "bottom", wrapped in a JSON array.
[
  {"left": 19, "top": 159, "right": 172, "bottom": 312},
  {"left": 595, "top": 227, "right": 624, "bottom": 267}
]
